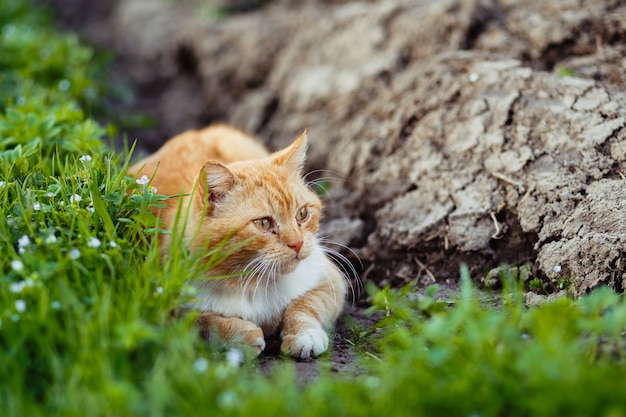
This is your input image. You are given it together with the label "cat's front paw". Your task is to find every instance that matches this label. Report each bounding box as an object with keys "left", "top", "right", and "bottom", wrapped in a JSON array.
[
  {"left": 200, "top": 314, "right": 266, "bottom": 356},
  {"left": 231, "top": 319, "right": 266, "bottom": 355},
  {"left": 281, "top": 327, "right": 329, "bottom": 359}
]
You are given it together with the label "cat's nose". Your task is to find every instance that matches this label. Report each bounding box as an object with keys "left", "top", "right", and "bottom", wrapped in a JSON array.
[{"left": 288, "top": 240, "right": 303, "bottom": 255}]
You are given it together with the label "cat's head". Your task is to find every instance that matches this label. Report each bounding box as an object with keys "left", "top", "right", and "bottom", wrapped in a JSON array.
[{"left": 188, "top": 131, "right": 322, "bottom": 278}]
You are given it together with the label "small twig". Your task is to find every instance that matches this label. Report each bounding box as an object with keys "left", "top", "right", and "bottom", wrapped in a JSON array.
[
  {"left": 364, "top": 351, "right": 383, "bottom": 362},
  {"left": 596, "top": 34, "right": 605, "bottom": 56},
  {"left": 362, "top": 263, "right": 376, "bottom": 282},
  {"left": 490, "top": 211, "right": 504, "bottom": 240},
  {"left": 491, "top": 171, "right": 526, "bottom": 193},
  {"left": 415, "top": 257, "right": 436, "bottom": 283}
]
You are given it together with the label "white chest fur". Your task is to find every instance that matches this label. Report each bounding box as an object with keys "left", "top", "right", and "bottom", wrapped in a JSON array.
[{"left": 191, "top": 245, "right": 327, "bottom": 328}]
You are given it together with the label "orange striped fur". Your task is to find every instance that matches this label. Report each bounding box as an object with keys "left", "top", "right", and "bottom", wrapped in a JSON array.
[{"left": 129, "top": 125, "right": 347, "bottom": 358}]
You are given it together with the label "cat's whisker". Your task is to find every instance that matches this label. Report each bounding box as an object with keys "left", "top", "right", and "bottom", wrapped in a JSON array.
[
  {"left": 320, "top": 245, "right": 361, "bottom": 303},
  {"left": 263, "top": 261, "right": 276, "bottom": 306},
  {"left": 304, "top": 169, "right": 350, "bottom": 201},
  {"left": 317, "top": 237, "right": 364, "bottom": 269},
  {"left": 303, "top": 169, "right": 348, "bottom": 183},
  {"left": 240, "top": 256, "right": 265, "bottom": 301},
  {"left": 251, "top": 259, "right": 271, "bottom": 305},
  {"left": 306, "top": 177, "right": 346, "bottom": 187}
]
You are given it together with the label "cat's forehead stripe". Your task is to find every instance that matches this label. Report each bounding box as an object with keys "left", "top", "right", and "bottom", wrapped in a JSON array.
[{"left": 267, "top": 185, "right": 297, "bottom": 210}]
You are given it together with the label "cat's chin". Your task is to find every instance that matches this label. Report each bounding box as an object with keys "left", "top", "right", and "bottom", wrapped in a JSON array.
[{"left": 278, "top": 258, "right": 301, "bottom": 275}]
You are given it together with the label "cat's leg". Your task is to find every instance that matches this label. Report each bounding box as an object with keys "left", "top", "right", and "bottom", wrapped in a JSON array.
[
  {"left": 280, "top": 265, "right": 346, "bottom": 359},
  {"left": 197, "top": 311, "right": 266, "bottom": 355}
]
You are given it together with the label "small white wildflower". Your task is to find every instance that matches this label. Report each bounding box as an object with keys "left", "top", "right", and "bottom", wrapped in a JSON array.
[
  {"left": 15, "top": 299, "right": 26, "bottom": 313},
  {"left": 87, "top": 206, "right": 95, "bottom": 213},
  {"left": 18, "top": 235, "right": 30, "bottom": 248},
  {"left": 108, "top": 241, "right": 118, "bottom": 248},
  {"left": 10, "top": 281, "right": 25, "bottom": 293},
  {"left": 45, "top": 234, "right": 57, "bottom": 244},
  {"left": 0, "top": 181, "right": 6, "bottom": 188},
  {"left": 468, "top": 73, "right": 479, "bottom": 83},
  {"left": 70, "top": 194, "right": 82, "bottom": 203},
  {"left": 136, "top": 175, "right": 149, "bottom": 185},
  {"left": 217, "top": 391, "right": 238, "bottom": 409},
  {"left": 553, "top": 265, "right": 562, "bottom": 273},
  {"left": 155, "top": 286, "right": 164, "bottom": 295},
  {"left": 46, "top": 192, "right": 56, "bottom": 198},
  {"left": 225, "top": 348, "right": 244, "bottom": 367},
  {"left": 79, "top": 155, "right": 92, "bottom": 162},
  {"left": 87, "top": 237, "right": 101, "bottom": 249},
  {"left": 51, "top": 300, "right": 61, "bottom": 310},
  {"left": 33, "top": 201, "right": 41, "bottom": 211},
  {"left": 193, "top": 357, "right": 209, "bottom": 374},
  {"left": 149, "top": 186, "right": 157, "bottom": 193},
  {"left": 58, "top": 79, "right": 71, "bottom": 91},
  {"left": 69, "top": 248, "right": 81, "bottom": 260},
  {"left": 10, "top": 260, "right": 24, "bottom": 272}
]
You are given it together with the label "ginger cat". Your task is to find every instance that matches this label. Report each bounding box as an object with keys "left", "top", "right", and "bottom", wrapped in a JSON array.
[{"left": 129, "top": 125, "right": 347, "bottom": 358}]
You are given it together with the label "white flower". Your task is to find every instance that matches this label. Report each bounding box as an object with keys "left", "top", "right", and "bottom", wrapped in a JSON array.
[
  {"left": 58, "top": 79, "right": 71, "bottom": 91},
  {"left": 108, "top": 241, "right": 118, "bottom": 248},
  {"left": 51, "top": 300, "right": 61, "bottom": 310},
  {"left": 553, "top": 265, "right": 562, "bottom": 273},
  {"left": 87, "top": 237, "right": 101, "bottom": 249},
  {"left": 149, "top": 186, "right": 157, "bottom": 193},
  {"left": 136, "top": 175, "right": 149, "bottom": 185},
  {"left": 70, "top": 194, "right": 82, "bottom": 203},
  {"left": 225, "top": 348, "right": 244, "bottom": 367},
  {"left": 69, "top": 248, "right": 81, "bottom": 260},
  {"left": 15, "top": 299, "right": 26, "bottom": 313},
  {"left": 18, "top": 235, "right": 30, "bottom": 248},
  {"left": 33, "top": 201, "right": 41, "bottom": 211},
  {"left": 155, "top": 286, "right": 163, "bottom": 295},
  {"left": 0, "top": 181, "right": 6, "bottom": 188},
  {"left": 79, "top": 155, "right": 92, "bottom": 162},
  {"left": 46, "top": 192, "right": 56, "bottom": 197},
  {"left": 45, "top": 234, "right": 57, "bottom": 244},
  {"left": 10, "top": 260, "right": 24, "bottom": 272},
  {"left": 10, "top": 281, "right": 25, "bottom": 293},
  {"left": 87, "top": 206, "right": 95, "bottom": 213},
  {"left": 193, "top": 357, "right": 209, "bottom": 374}
]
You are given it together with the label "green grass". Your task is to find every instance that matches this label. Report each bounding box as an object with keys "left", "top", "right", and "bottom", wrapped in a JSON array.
[{"left": 3, "top": 2, "right": 626, "bottom": 416}]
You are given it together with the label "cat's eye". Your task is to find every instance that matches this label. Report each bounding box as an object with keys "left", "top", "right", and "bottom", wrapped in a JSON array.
[
  {"left": 253, "top": 217, "right": 273, "bottom": 231},
  {"left": 295, "top": 206, "right": 308, "bottom": 222}
]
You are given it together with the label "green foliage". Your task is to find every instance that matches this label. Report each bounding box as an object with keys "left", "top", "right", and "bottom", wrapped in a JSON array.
[
  {"left": 365, "top": 266, "right": 626, "bottom": 416},
  {"left": 3, "top": 2, "right": 626, "bottom": 416}
]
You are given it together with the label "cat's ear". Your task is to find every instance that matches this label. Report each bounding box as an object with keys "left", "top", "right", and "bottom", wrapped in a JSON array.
[
  {"left": 272, "top": 130, "right": 308, "bottom": 175},
  {"left": 199, "top": 161, "right": 236, "bottom": 204}
]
